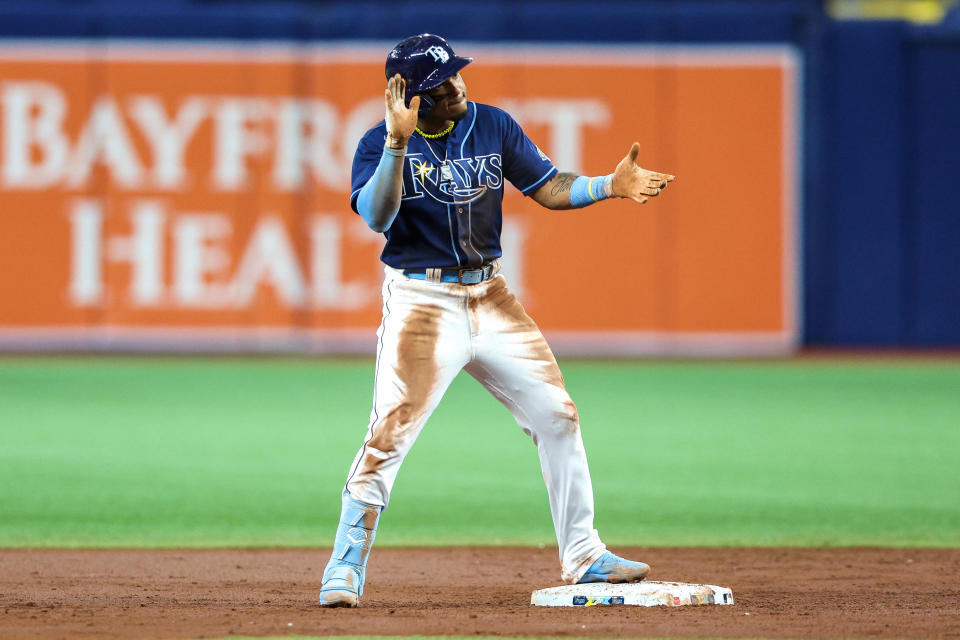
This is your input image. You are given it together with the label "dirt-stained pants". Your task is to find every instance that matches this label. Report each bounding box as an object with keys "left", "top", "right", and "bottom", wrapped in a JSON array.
[{"left": 342, "top": 266, "right": 606, "bottom": 583}]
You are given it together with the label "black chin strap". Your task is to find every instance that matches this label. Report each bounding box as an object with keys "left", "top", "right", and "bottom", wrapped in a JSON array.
[{"left": 417, "top": 93, "right": 436, "bottom": 117}]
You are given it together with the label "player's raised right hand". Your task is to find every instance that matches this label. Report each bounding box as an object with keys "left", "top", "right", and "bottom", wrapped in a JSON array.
[{"left": 385, "top": 74, "right": 420, "bottom": 149}]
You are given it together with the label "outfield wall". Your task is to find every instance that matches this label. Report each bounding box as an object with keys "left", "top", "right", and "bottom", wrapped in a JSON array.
[
  {"left": 0, "top": 42, "right": 798, "bottom": 356},
  {"left": 0, "top": 0, "right": 957, "bottom": 352}
]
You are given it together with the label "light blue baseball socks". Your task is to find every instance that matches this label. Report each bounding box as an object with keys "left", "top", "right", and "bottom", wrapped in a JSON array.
[
  {"left": 577, "top": 551, "right": 651, "bottom": 583},
  {"left": 318, "top": 493, "right": 382, "bottom": 607}
]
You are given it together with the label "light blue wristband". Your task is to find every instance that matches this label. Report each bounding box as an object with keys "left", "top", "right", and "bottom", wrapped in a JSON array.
[{"left": 568, "top": 174, "right": 613, "bottom": 208}]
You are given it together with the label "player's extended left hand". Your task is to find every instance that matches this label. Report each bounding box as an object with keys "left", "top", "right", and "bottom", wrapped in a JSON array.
[{"left": 611, "top": 143, "right": 675, "bottom": 204}]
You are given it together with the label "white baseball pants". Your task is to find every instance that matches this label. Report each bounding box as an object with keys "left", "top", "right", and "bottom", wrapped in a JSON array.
[{"left": 343, "top": 265, "right": 607, "bottom": 583}]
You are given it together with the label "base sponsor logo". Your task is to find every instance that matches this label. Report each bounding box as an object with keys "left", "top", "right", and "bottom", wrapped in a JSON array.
[{"left": 572, "top": 595, "right": 625, "bottom": 606}]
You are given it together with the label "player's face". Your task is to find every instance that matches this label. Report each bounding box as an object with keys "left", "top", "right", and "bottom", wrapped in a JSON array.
[{"left": 424, "top": 73, "right": 468, "bottom": 121}]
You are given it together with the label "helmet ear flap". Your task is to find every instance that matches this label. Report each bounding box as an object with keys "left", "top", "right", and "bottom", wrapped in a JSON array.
[{"left": 416, "top": 93, "right": 436, "bottom": 117}]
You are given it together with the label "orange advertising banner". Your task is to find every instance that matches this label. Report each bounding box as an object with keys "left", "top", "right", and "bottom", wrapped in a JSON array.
[{"left": 0, "top": 42, "right": 798, "bottom": 355}]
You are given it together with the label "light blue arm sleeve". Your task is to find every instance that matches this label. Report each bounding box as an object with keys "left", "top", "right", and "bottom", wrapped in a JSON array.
[
  {"left": 356, "top": 146, "right": 405, "bottom": 233},
  {"left": 568, "top": 174, "right": 613, "bottom": 208}
]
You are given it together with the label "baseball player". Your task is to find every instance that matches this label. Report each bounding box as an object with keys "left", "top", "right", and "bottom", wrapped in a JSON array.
[{"left": 318, "top": 34, "right": 674, "bottom": 607}]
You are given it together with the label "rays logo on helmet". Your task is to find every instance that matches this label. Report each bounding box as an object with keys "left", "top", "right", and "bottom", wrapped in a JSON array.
[{"left": 425, "top": 45, "right": 450, "bottom": 63}]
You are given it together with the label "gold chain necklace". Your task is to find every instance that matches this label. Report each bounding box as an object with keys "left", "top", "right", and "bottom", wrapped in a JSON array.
[{"left": 416, "top": 121, "right": 455, "bottom": 139}]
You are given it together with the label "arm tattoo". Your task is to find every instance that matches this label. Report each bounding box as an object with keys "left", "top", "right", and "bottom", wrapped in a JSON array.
[{"left": 550, "top": 172, "right": 578, "bottom": 196}]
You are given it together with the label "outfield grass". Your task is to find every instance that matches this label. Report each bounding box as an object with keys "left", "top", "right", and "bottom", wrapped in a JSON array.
[{"left": 1, "top": 357, "right": 958, "bottom": 548}]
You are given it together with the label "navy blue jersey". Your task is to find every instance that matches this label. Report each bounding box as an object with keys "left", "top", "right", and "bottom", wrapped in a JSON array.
[{"left": 350, "top": 101, "right": 557, "bottom": 269}]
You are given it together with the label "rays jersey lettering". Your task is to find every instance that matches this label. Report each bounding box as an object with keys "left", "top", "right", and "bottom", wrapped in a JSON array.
[
  {"left": 350, "top": 101, "right": 557, "bottom": 269},
  {"left": 402, "top": 153, "right": 503, "bottom": 204}
]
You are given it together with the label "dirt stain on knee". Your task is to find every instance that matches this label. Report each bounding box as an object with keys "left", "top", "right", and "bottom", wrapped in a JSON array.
[
  {"left": 555, "top": 398, "right": 580, "bottom": 432},
  {"left": 365, "top": 304, "right": 442, "bottom": 458}
]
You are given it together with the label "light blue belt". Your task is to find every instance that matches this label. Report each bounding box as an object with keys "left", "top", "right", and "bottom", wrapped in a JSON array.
[{"left": 403, "top": 263, "right": 497, "bottom": 285}]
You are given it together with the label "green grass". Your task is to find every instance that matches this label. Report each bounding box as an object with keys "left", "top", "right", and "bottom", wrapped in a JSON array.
[{"left": 1, "top": 357, "right": 958, "bottom": 548}]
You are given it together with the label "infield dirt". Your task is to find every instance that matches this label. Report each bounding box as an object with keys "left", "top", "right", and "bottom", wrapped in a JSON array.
[{"left": 2, "top": 547, "right": 958, "bottom": 639}]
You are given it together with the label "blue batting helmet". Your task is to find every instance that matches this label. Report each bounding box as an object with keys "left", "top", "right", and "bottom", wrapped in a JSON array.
[{"left": 385, "top": 34, "right": 473, "bottom": 115}]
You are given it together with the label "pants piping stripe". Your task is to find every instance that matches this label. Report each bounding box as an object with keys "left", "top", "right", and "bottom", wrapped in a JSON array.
[{"left": 344, "top": 278, "right": 395, "bottom": 495}]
